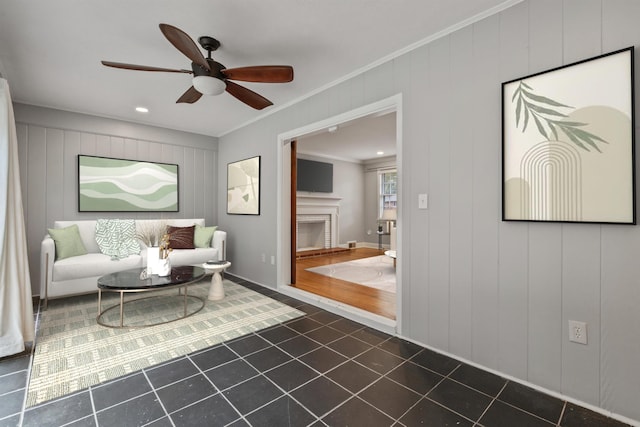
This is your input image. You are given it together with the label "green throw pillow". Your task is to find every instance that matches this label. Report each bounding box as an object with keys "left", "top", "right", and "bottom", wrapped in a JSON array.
[
  {"left": 48, "top": 224, "right": 88, "bottom": 260},
  {"left": 194, "top": 224, "right": 217, "bottom": 248}
]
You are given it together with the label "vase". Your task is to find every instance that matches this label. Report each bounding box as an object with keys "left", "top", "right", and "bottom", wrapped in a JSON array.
[
  {"left": 146, "top": 246, "right": 159, "bottom": 275},
  {"left": 157, "top": 257, "right": 171, "bottom": 277}
]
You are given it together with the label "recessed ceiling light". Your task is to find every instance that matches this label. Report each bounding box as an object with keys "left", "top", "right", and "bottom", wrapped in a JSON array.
[
  {"left": 135, "top": 106, "right": 149, "bottom": 113},
  {"left": 377, "top": 151, "right": 385, "bottom": 156}
]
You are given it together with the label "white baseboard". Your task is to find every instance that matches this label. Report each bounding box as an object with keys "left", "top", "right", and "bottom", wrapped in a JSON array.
[{"left": 336, "top": 242, "right": 389, "bottom": 250}]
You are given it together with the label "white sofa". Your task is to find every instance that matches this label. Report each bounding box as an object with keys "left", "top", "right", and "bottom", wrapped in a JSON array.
[{"left": 40, "top": 218, "right": 226, "bottom": 306}]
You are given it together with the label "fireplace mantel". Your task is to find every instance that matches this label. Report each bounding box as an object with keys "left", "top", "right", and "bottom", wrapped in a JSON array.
[{"left": 296, "top": 194, "right": 342, "bottom": 206}]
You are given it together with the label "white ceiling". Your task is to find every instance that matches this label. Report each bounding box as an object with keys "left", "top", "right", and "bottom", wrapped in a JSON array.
[
  {"left": 297, "top": 111, "right": 397, "bottom": 163},
  {"left": 0, "top": 0, "right": 516, "bottom": 139}
]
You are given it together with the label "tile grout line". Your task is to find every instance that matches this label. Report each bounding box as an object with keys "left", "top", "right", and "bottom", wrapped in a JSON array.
[
  {"left": 556, "top": 401, "right": 568, "bottom": 426},
  {"left": 473, "top": 379, "right": 509, "bottom": 426},
  {"left": 88, "top": 385, "right": 99, "bottom": 427},
  {"left": 187, "top": 343, "right": 273, "bottom": 427},
  {"left": 237, "top": 361, "right": 322, "bottom": 424},
  {"left": 224, "top": 326, "right": 337, "bottom": 423},
  {"left": 142, "top": 368, "right": 177, "bottom": 427},
  {"left": 225, "top": 313, "right": 378, "bottom": 423}
]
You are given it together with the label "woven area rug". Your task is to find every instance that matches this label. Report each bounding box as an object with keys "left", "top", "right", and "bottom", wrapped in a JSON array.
[
  {"left": 306, "top": 255, "right": 396, "bottom": 293},
  {"left": 27, "top": 279, "right": 304, "bottom": 407}
]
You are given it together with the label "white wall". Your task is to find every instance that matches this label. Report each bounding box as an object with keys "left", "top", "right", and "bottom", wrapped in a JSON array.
[
  {"left": 296, "top": 153, "right": 366, "bottom": 245},
  {"left": 14, "top": 104, "right": 219, "bottom": 295},
  {"left": 218, "top": 1, "right": 640, "bottom": 422}
]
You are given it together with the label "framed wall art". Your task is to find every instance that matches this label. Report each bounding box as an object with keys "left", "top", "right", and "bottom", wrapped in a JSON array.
[
  {"left": 78, "top": 155, "right": 179, "bottom": 212},
  {"left": 502, "top": 47, "right": 635, "bottom": 224},
  {"left": 227, "top": 155, "right": 261, "bottom": 215}
]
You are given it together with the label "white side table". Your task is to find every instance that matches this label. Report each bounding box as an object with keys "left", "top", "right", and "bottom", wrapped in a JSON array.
[
  {"left": 203, "top": 261, "right": 231, "bottom": 300},
  {"left": 384, "top": 250, "right": 396, "bottom": 268}
]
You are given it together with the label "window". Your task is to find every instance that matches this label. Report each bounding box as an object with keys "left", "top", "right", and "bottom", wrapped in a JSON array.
[{"left": 379, "top": 170, "right": 397, "bottom": 217}]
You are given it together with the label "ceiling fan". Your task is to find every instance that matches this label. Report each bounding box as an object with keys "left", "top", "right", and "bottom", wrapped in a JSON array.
[{"left": 101, "top": 23, "right": 294, "bottom": 110}]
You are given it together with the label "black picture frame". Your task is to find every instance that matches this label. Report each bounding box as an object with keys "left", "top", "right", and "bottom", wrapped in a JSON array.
[
  {"left": 227, "top": 155, "right": 261, "bottom": 215},
  {"left": 502, "top": 47, "right": 635, "bottom": 224},
  {"left": 78, "top": 155, "right": 179, "bottom": 212}
]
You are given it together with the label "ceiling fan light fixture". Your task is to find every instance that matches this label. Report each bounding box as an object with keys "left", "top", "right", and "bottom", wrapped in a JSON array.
[
  {"left": 101, "top": 24, "right": 293, "bottom": 109},
  {"left": 192, "top": 76, "right": 226, "bottom": 96}
]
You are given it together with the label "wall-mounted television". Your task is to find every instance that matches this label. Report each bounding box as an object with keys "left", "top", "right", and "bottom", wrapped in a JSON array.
[{"left": 297, "top": 158, "right": 333, "bottom": 193}]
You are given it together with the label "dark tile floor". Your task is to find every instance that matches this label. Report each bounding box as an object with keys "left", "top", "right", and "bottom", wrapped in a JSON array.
[{"left": 0, "top": 275, "right": 633, "bottom": 427}]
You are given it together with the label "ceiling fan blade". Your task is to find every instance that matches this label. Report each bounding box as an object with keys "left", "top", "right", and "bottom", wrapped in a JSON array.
[
  {"left": 225, "top": 81, "right": 273, "bottom": 110},
  {"left": 102, "top": 61, "right": 192, "bottom": 74},
  {"left": 222, "top": 66, "right": 294, "bottom": 83},
  {"left": 159, "top": 23, "right": 210, "bottom": 71},
  {"left": 176, "top": 86, "right": 203, "bottom": 104}
]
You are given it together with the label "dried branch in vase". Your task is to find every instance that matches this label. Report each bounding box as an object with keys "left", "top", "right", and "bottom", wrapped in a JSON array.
[{"left": 136, "top": 221, "right": 167, "bottom": 247}]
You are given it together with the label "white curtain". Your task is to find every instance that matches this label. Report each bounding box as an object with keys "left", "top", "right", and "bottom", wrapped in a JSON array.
[{"left": 0, "top": 78, "right": 34, "bottom": 357}]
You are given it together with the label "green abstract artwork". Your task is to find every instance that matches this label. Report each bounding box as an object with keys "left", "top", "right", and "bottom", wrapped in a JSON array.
[{"left": 78, "top": 155, "right": 178, "bottom": 212}]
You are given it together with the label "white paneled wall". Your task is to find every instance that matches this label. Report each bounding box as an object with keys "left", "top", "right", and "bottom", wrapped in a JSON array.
[
  {"left": 14, "top": 105, "right": 218, "bottom": 296},
  {"left": 218, "top": 0, "right": 640, "bottom": 422},
  {"left": 448, "top": 25, "right": 474, "bottom": 361},
  {"left": 526, "top": 0, "right": 565, "bottom": 396}
]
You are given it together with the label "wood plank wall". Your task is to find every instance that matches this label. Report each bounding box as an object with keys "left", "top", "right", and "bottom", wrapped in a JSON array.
[
  {"left": 217, "top": 1, "right": 640, "bottom": 422},
  {"left": 14, "top": 104, "right": 218, "bottom": 297}
]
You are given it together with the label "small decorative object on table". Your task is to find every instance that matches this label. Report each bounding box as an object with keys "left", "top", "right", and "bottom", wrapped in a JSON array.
[
  {"left": 157, "top": 233, "right": 172, "bottom": 277},
  {"left": 137, "top": 221, "right": 168, "bottom": 275}
]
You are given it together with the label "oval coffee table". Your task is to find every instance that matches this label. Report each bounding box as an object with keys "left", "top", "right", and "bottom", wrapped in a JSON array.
[
  {"left": 97, "top": 265, "right": 206, "bottom": 329},
  {"left": 202, "top": 261, "right": 231, "bottom": 300}
]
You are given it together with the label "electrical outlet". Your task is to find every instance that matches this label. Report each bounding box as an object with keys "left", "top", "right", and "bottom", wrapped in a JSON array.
[
  {"left": 568, "top": 320, "right": 588, "bottom": 345},
  {"left": 261, "top": 253, "right": 266, "bottom": 263},
  {"left": 270, "top": 255, "right": 275, "bottom": 265}
]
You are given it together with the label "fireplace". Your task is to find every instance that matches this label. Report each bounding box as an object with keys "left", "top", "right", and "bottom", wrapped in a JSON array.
[
  {"left": 296, "top": 195, "right": 341, "bottom": 252},
  {"left": 297, "top": 215, "right": 331, "bottom": 250}
]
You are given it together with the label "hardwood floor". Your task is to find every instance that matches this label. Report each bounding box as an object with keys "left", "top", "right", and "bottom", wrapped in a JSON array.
[{"left": 292, "top": 247, "right": 396, "bottom": 320}]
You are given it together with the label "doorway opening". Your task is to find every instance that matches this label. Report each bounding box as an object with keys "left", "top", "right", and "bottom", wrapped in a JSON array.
[{"left": 277, "top": 95, "right": 402, "bottom": 329}]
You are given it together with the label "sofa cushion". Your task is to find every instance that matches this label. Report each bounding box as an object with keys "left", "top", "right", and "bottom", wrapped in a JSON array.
[
  {"left": 167, "top": 225, "right": 195, "bottom": 249},
  {"left": 53, "top": 253, "right": 143, "bottom": 282},
  {"left": 95, "top": 219, "right": 141, "bottom": 259},
  {"left": 54, "top": 220, "right": 101, "bottom": 253},
  {"left": 48, "top": 225, "right": 88, "bottom": 260},
  {"left": 194, "top": 224, "right": 217, "bottom": 248}
]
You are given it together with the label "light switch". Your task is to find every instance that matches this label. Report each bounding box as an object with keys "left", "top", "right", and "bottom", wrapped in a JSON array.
[{"left": 418, "top": 193, "right": 428, "bottom": 209}]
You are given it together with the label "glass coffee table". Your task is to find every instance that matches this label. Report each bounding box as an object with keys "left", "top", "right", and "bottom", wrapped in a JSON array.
[{"left": 97, "top": 265, "right": 206, "bottom": 328}]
